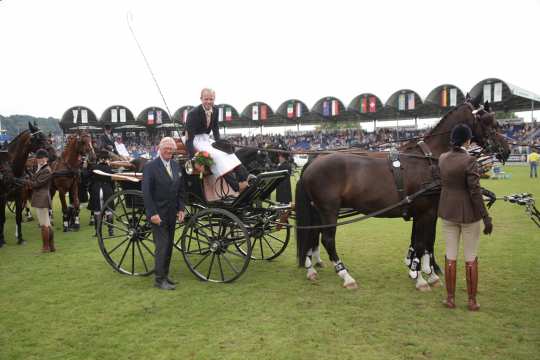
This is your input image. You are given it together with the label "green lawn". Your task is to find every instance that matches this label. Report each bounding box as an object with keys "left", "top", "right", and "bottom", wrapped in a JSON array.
[{"left": 1, "top": 165, "right": 539, "bottom": 360}]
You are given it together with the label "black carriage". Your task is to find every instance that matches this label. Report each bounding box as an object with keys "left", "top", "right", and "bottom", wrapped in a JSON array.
[{"left": 96, "top": 163, "right": 291, "bottom": 283}]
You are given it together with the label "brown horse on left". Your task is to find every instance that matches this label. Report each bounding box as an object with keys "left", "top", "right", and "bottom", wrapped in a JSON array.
[
  {"left": 49, "top": 132, "right": 95, "bottom": 232},
  {"left": 0, "top": 123, "right": 56, "bottom": 247}
]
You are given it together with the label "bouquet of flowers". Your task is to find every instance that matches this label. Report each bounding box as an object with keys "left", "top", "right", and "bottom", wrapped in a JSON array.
[{"left": 193, "top": 151, "right": 214, "bottom": 177}]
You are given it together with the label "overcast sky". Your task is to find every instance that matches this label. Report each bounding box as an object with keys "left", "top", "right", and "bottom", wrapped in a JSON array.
[{"left": 1, "top": 0, "right": 539, "bottom": 122}]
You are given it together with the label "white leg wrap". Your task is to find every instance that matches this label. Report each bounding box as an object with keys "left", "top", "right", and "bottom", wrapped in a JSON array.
[
  {"left": 421, "top": 253, "right": 432, "bottom": 275},
  {"left": 333, "top": 261, "right": 357, "bottom": 288},
  {"left": 304, "top": 256, "right": 312, "bottom": 269},
  {"left": 312, "top": 246, "right": 322, "bottom": 265},
  {"left": 75, "top": 216, "right": 80, "bottom": 225},
  {"left": 427, "top": 272, "right": 440, "bottom": 286}
]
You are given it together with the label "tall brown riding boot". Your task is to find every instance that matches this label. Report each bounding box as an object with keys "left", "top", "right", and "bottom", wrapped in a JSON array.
[
  {"left": 48, "top": 227, "right": 55, "bottom": 252},
  {"left": 443, "top": 258, "right": 456, "bottom": 309},
  {"left": 465, "top": 257, "right": 480, "bottom": 311},
  {"left": 41, "top": 226, "right": 50, "bottom": 253}
]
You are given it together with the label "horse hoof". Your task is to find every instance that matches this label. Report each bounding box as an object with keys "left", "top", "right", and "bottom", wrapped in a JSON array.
[
  {"left": 17, "top": 240, "right": 27, "bottom": 245},
  {"left": 315, "top": 261, "right": 325, "bottom": 268},
  {"left": 343, "top": 281, "right": 358, "bottom": 290},
  {"left": 307, "top": 273, "right": 318, "bottom": 281},
  {"left": 416, "top": 284, "right": 431, "bottom": 292},
  {"left": 429, "top": 279, "right": 442, "bottom": 288}
]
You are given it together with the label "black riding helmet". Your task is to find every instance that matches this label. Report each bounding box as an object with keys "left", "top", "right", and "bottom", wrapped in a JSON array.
[
  {"left": 35, "top": 148, "right": 49, "bottom": 159},
  {"left": 450, "top": 124, "right": 472, "bottom": 147}
]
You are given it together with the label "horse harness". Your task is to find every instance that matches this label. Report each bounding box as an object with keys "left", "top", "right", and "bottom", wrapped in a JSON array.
[{"left": 387, "top": 140, "right": 440, "bottom": 221}]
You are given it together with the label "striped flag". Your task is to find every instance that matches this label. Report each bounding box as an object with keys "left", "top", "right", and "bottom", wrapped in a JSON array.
[
  {"left": 361, "top": 97, "right": 367, "bottom": 113},
  {"left": 331, "top": 100, "right": 339, "bottom": 116},
  {"left": 398, "top": 94, "right": 406, "bottom": 110},
  {"left": 449, "top": 88, "right": 457, "bottom": 106},
  {"left": 483, "top": 84, "right": 492, "bottom": 103},
  {"left": 494, "top": 82, "right": 503, "bottom": 102},
  {"left": 260, "top": 104, "right": 268, "bottom": 120},
  {"left": 441, "top": 87, "right": 448, "bottom": 107},
  {"left": 407, "top": 93, "right": 415, "bottom": 110},
  {"left": 369, "top": 97, "right": 376, "bottom": 112},
  {"left": 72, "top": 109, "right": 78, "bottom": 123},
  {"left": 225, "top": 107, "right": 232, "bottom": 121},
  {"left": 322, "top": 101, "right": 330, "bottom": 117},
  {"left": 287, "top": 103, "right": 294, "bottom": 118},
  {"left": 111, "top": 108, "right": 118, "bottom": 123},
  {"left": 252, "top": 105, "right": 259, "bottom": 121},
  {"left": 147, "top": 111, "right": 154, "bottom": 125},
  {"left": 218, "top": 107, "right": 223, "bottom": 122},
  {"left": 296, "top": 102, "right": 302, "bottom": 117},
  {"left": 182, "top": 109, "right": 188, "bottom": 123},
  {"left": 81, "top": 109, "right": 88, "bottom": 123},
  {"left": 120, "top": 108, "right": 127, "bottom": 123}
]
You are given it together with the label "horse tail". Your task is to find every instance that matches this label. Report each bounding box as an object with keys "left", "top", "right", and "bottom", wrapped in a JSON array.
[{"left": 295, "top": 176, "right": 320, "bottom": 267}]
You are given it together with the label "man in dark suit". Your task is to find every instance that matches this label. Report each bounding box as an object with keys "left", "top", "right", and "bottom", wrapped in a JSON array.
[
  {"left": 98, "top": 124, "right": 118, "bottom": 155},
  {"left": 142, "top": 137, "right": 186, "bottom": 290},
  {"left": 185, "top": 88, "right": 250, "bottom": 192}
]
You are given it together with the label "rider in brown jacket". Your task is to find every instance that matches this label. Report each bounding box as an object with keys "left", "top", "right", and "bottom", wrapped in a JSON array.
[
  {"left": 30, "top": 149, "right": 54, "bottom": 252},
  {"left": 438, "top": 124, "right": 493, "bottom": 311}
]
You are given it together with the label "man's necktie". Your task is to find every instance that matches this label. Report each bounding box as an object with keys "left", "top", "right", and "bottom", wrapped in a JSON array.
[
  {"left": 165, "top": 162, "right": 172, "bottom": 178},
  {"left": 205, "top": 111, "right": 212, "bottom": 128}
]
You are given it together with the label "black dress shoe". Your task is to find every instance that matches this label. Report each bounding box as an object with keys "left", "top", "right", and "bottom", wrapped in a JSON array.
[
  {"left": 154, "top": 281, "right": 176, "bottom": 290},
  {"left": 165, "top": 277, "right": 177, "bottom": 285}
]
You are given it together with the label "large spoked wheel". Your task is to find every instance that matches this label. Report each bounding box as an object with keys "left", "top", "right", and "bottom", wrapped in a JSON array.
[
  {"left": 173, "top": 204, "right": 206, "bottom": 252},
  {"left": 240, "top": 206, "right": 290, "bottom": 261},
  {"left": 97, "top": 190, "right": 155, "bottom": 276},
  {"left": 180, "top": 208, "right": 251, "bottom": 283}
]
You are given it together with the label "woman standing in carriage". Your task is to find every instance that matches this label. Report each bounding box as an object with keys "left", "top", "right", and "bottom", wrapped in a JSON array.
[{"left": 185, "top": 88, "right": 251, "bottom": 193}]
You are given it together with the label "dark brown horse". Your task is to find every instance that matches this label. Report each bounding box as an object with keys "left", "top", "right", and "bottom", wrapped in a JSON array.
[
  {"left": 0, "top": 123, "right": 56, "bottom": 246},
  {"left": 50, "top": 132, "right": 95, "bottom": 232},
  {"left": 295, "top": 101, "right": 510, "bottom": 290}
]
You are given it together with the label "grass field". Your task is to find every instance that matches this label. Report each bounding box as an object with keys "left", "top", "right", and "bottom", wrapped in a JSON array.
[{"left": 1, "top": 165, "right": 539, "bottom": 360}]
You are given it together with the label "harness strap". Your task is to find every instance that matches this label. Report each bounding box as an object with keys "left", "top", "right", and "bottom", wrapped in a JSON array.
[{"left": 388, "top": 149, "right": 410, "bottom": 220}]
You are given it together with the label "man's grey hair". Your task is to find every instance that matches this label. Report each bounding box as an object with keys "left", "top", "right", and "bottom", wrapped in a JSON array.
[
  {"left": 159, "top": 137, "right": 177, "bottom": 149},
  {"left": 200, "top": 88, "right": 215, "bottom": 98}
]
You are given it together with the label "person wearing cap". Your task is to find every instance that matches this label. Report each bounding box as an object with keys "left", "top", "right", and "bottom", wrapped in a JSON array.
[
  {"left": 98, "top": 124, "right": 118, "bottom": 155},
  {"left": 30, "top": 149, "right": 54, "bottom": 252},
  {"left": 89, "top": 150, "right": 115, "bottom": 236},
  {"left": 438, "top": 124, "right": 493, "bottom": 311}
]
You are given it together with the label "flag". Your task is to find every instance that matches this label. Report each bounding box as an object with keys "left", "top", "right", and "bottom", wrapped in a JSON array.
[
  {"left": 494, "top": 82, "right": 503, "bottom": 102},
  {"left": 296, "top": 102, "right": 302, "bottom": 117},
  {"left": 360, "top": 97, "right": 367, "bottom": 113},
  {"left": 483, "top": 84, "right": 492, "bottom": 103},
  {"left": 449, "top": 88, "right": 457, "bottom": 106},
  {"left": 111, "top": 108, "right": 118, "bottom": 123},
  {"left": 440, "top": 87, "right": 448, "bottom": 107},
  {"left": 369, "top": 97, "right": 376, "bottom": 112},
  {"left": 225, "top": 107, "right": 232, "bottom": 121},
  {"left": 252, "top": 105, "right": 259, "bottom": 121},
  {"left": 287, "top": 103, "right": 294, "bottom": 118},
  {"left": 81, "top": 109, "right": 88, "bottom": 124},
  {"left": 398, "top": 94, "right": 406, "bottom": 110},
  {"left": 182, "top": 109, "right": 188, "bottom": 123},
  {"left": 147, "top": 111, "right": 154, "bottom": 125},
  {"left": 260, "top": 104, "right": 268, "bottom": 120},
  {"left": 120, "top": 108, "right": 127, "bottom": 123},
  {"left": 322, "top": 101, "right": 330, "bottom": 116},
  {"left": 156, "top": 110, "right": 162, "bottom": 124},
  {"left": 72, "top": 109, "right": 78, "bottom": 123},
  {"left": 331, "top": 100, "right": 340, "bottom": 116},
  {"left": 407, "top": 93, "right": 415, "bottom": 110},
  {"left": 218, "top": 107, "right": 223, "bottom": 122}
]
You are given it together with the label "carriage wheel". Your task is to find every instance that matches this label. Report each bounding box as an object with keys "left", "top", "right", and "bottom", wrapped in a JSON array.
[
  {"left": 238, "top": 207, "right": 290, "bottom": 261},
  {"left": 7, "top": 201, "right": 15, "bottom": 214},
  {"left": 181, "top": 208, "right": 251, "bottom": 283},
  {"left": 97, "top": 190, "right": 155, "bottom": 276},
  {"left": 173, "top": 204, "right": 206, "bottom": 252}
]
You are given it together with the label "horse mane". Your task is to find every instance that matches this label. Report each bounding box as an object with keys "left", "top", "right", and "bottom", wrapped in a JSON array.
[
  {"left": 6, "top": 129, "right": 30, "bottom": 152},
  {"left": 400, "top": 103, "right": 470, "bottom": 151}
]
